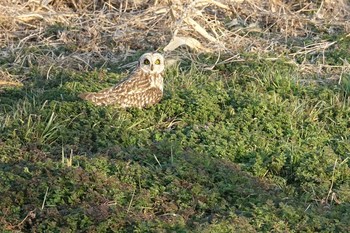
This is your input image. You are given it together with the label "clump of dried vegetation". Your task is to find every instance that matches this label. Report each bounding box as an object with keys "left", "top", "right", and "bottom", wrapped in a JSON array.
[{"left": 0, "top": 0, "right": 349, "bottom": 83}]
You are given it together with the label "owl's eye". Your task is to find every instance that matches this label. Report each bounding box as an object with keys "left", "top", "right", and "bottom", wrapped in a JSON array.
[
  {"left": 155, "top": 59, "right": 161, "bottom": 65},
  {"left": 143, "top": 59, "right": 150, "bottom": 65}
]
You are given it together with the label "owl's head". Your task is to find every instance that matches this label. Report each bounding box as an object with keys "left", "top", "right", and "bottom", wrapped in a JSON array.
[{"left": 138, "top": 52, "right": 165, "bottom": 75}]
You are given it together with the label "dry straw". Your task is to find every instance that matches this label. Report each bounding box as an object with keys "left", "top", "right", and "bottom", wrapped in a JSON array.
[{"left": 0, "top": 0, "right": 349, "bottom": 86}]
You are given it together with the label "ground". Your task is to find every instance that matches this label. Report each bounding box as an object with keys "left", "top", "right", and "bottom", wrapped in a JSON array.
[{"left": 0, "top": 1, "right": 350, "bottom": 232}]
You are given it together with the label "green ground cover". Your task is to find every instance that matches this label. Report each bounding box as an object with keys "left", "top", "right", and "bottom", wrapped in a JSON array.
[{"left": 0, "top": 42, "right": 350, "bottom": 232}]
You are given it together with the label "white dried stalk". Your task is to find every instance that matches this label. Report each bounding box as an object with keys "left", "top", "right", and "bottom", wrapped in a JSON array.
[
  {"left": 164, "top": 36, "right": 209, "bottom": 52},
  {"left": 184, "top": 17, "right": 217, "bottom": 42}
]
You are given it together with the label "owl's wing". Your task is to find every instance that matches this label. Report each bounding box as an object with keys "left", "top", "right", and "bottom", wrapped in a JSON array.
[
  {"left": 79, "top": 69, "right": 159, "bottom": 107},
  {"left": 114, "top": 86, "right": 163, "bottom": 108},
  {"left": 78, "top": 86, "right": 117, "bottom": 106},
  {"left": 111, "top": 70, "right": 152, "bottom": 95}
]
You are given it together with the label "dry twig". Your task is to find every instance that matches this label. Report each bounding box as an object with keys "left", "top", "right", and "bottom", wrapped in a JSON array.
[{"left": 0, "top": 0, "right": 349, "bottom": 78}]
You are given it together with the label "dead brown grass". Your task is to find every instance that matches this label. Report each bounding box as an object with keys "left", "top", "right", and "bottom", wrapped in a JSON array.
[{"left": 0, "top": 0, "right": 350, "bottom": 85}]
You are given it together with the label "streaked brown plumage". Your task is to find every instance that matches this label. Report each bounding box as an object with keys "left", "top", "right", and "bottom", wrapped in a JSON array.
[{"left": 79, "top": 52, "right": 164, "bottom": 108}]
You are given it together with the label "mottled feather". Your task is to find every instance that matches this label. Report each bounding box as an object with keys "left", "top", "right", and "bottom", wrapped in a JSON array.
[{"left": 79, "top": 52, "right": 164, "bottom": 108}]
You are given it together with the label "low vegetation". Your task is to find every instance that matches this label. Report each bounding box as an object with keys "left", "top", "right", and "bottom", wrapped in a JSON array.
[{"left": 0, "top": 0, "right": 349, "bottom": 232}]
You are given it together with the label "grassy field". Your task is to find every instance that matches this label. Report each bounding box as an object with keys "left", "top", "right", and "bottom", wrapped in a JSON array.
[{"left": 1, "top": 1, "right": 350, "bottom": 232}]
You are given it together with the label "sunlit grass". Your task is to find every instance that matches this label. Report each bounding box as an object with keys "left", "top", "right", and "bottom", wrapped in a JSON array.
[{"left": 0, "top": 53, "right": 349, "bottom": 232}]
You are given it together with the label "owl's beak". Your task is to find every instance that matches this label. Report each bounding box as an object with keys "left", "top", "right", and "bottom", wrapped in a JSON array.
[{"left": 150, "top": 64, "right": 154, "bottom": 71}]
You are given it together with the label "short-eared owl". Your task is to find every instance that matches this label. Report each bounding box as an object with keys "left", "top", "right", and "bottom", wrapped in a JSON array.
[{"left": 79, "top": 52, "right": 164, "bottom": 108}]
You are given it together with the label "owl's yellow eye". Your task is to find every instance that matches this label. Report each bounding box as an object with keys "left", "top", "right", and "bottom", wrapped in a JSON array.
[
  {"left": 143, "top": 59, "right": 150, "bottom": 65},
  {"left": 155, "top": 59, "right": 161, "bottom": 65}
]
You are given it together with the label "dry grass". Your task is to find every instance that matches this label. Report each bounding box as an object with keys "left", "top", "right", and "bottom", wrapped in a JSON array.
[{"left": 0, "top": 0, "right": 350, "bottom": 85}]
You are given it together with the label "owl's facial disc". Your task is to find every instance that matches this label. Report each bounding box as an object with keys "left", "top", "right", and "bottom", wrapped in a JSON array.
[{"left": 139, "top": 53, "right": 164, "bottom": 74}]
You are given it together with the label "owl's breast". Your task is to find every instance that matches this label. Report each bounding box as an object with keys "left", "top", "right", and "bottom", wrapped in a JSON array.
[{"left": 150, "top": 73, "right": 163, "bottom": 92}]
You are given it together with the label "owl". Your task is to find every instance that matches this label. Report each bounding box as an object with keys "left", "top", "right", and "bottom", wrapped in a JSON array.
[{"left": 79, "top": 52, "right": 165, "bottom": 108}]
